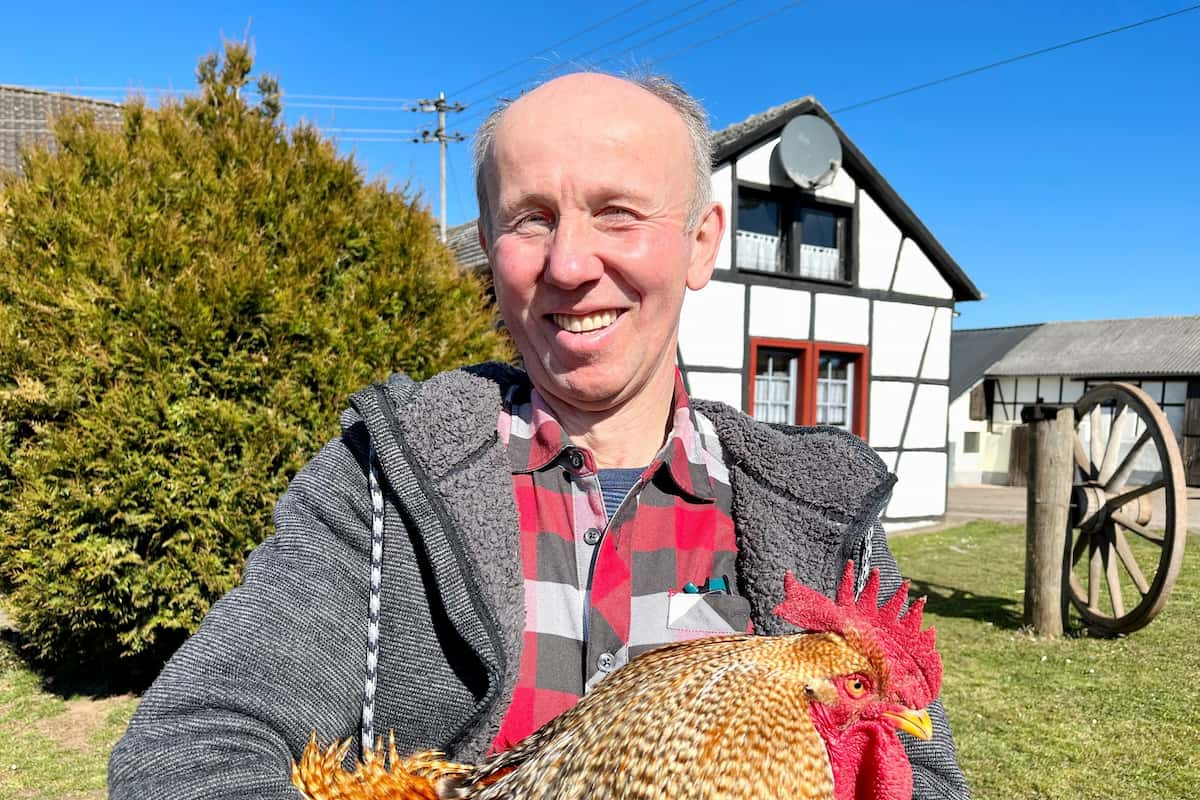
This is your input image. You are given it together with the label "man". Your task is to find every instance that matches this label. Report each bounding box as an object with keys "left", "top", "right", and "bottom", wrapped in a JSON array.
[{"left": 110, "top": 72, "right": 968, "bottom": 798}]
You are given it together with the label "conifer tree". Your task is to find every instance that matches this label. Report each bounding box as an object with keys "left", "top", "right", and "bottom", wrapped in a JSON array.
[{"left": 0, "top": 41, "right": 512, "bottom": 675}]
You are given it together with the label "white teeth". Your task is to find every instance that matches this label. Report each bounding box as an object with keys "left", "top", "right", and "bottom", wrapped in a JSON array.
[{"left": 552, "top": 310, "right": 620, "bottom": 333}]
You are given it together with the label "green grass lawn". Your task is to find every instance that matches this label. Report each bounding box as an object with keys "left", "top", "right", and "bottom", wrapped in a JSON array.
[
  {"left": 891, "top": 521, "right": 1200, "bottom": 800},
  {"left": 0, "top": 520, "right": 1195, "bottom": 799}
]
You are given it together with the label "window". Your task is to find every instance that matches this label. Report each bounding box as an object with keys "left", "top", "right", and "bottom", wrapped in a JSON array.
[
  {"left": 963, "top": 431, "right": 980, "bottom": 454},
  {"left": 753, "top": 347, "right": 801, "bottom": 424},
  {"left": 748, "top": 339, "right": 867, "bottom": 436},
  {"left": 816, "top": 353, "right": 855, "bottom": 429},
  {"left": 736, "top": 186, "right": 850, "bottom": 282}
]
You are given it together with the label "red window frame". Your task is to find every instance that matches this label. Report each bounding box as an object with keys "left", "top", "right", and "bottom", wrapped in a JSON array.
[{"left": 748, "top": 338, "right": 869, "bottom": 438}]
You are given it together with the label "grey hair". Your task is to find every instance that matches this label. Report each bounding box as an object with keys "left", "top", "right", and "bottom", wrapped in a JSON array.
[{"left": 472, "top": 70, "right": 714, "bottom": 238}]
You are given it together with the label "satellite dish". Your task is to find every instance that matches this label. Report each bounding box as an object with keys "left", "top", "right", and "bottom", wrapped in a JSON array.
[{"left": 777, "top": 115, "right": 842, "bottom": 190}]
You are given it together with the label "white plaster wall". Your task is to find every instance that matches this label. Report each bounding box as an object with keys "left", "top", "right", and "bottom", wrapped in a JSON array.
[
  {"left": 748, "top": 285, "right": 811, "bottom": 340},
  {"left": 686, "top": 371, "right": 743, "bottom": 409},
  {"left": 736, "top": 137, "right": 784, "bottom": 187},
  {"left": 947, "top": 389, "right": 982, "bottom": 483},
  {"left": 1015, "top": 376, "right": 1039, "bottom": 404},
  {"left": 1164, "top": 380, "right": 1188, "bottom": 404},
  {"left": 678, "top": 282, "right": 745, "bottom": 368},
  {"left": 904, "top": 384, "right": 950, "bottom": 449},
  {"left": 711, "top": 163, "right": 733, "bottom": 271},
  {"left": 868, "top": 380, "right": 913, "bottom": 449},
  {"left": 885, "top": 451, "right": 948, "bottom": 518},
  {"left": 871, "top": 301, "right": 934, "bottom": 377},
  {"left": 856, "top": 192, "right": 901, "bottom": 291},
  {"left": 813, "top": 166, "right": 857, "bottom": 205},
  {"left": 892, "top": 238, "right": 953, "bottom": 299},
  {"left": 1060, "top": 379, "right": 1086, "bottom": 404},
  {"left": 813, "top": 293, "right": 868, "bottom": 345},
  {"left": 921, "top": 307, "right": 952, "bottom": 381}
]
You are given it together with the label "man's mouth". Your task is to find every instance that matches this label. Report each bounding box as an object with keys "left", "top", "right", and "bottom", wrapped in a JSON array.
[{"left": 551, "top": 310, "right": 621, "bottom": 333}]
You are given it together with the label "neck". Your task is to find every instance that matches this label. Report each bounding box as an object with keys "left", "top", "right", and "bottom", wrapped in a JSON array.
[{"left": 537, "top": 366, "right": 677, "bottom": 469}]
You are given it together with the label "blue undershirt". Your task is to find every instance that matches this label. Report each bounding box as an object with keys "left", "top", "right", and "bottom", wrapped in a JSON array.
[{"left": 596, "top": 467, "right": 645, "bottom": 524}]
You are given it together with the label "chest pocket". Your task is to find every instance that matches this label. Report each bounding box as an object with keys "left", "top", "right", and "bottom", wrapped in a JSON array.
[{"left": 666, "top": 591, "right": 752, "bottom": 635}]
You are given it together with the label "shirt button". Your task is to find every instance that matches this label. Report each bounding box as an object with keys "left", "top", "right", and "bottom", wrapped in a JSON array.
[
  {"left": 597, "top": 652, "right": 616, "bottom": 672},
  {"left": 583, "top": 527, "right": 601, "bottom": 546},
  {"left": 565, "top": 448, "right": 585, "bottom": 470}
]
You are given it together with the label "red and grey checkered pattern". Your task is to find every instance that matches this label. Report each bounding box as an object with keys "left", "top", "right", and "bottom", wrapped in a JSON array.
[{"left": 492, "top": 370, "right": 748, "bottom": 751}]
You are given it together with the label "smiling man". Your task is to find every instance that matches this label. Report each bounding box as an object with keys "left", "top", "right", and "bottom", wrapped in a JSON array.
[{"left": 110, "top": 72, "right": 969, "bottom": 799}]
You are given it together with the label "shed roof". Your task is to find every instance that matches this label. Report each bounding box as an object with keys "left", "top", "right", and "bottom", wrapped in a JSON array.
[
  {"left": 949, "top": 324, "right": 1040, "bottom": 399},
  {"left": 0, "top": 85, "right": 123, "bottom": 175},
  {"left": 986, "top": 316, "right": 1200, "bottom": 379}
]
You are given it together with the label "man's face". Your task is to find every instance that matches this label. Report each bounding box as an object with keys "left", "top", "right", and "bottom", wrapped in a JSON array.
[{"left": 481, "top": 74, "right": 723, "bottom": 413}]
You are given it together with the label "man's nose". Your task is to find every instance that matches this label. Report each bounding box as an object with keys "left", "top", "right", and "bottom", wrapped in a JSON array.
[{"left": 544, "top": 216, "right": 604, "bottom": 289}]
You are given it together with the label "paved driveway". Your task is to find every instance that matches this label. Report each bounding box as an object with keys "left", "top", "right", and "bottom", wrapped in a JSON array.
[{"left": 940, "top": 484, "right": 1200, "bottom": 531}]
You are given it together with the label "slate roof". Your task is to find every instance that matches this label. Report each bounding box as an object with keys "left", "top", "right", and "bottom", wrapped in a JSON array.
[
  {"left": 949, "top": 324, "right": 1041, "bottom": 399},
  {"left": 450, "top": 95, "right": 982, "bottom": 303},
  {"left": 0, "top": 85, "right": 123, "bottom": 175},
  {"left": 447, "top": 220, "right": 486, "bottom": 271},
  {"left": 986, "top": 316, "right": 1200, "bottom": 379}
]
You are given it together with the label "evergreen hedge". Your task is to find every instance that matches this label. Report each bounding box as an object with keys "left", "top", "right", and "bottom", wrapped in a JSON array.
[{"left": 0, "top": 42, "right": 512, "bottom": 675}]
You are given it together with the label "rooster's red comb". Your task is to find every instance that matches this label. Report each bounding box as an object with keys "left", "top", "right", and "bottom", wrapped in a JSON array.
[{"left": 772, "top": 562, "right": 942, "bottom": 709}]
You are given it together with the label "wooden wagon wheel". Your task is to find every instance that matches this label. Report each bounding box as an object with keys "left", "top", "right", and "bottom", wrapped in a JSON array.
[{"left": 1067, "top": 382, "right": 1187, "bottom": 635}]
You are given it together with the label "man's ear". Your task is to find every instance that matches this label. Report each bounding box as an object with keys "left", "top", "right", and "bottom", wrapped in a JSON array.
[
  {"left": 476, "top": 218, "right": 490, "bottom": 259},
  {"left": 686, "top": 202, "right": 726, "bottom": 291}
]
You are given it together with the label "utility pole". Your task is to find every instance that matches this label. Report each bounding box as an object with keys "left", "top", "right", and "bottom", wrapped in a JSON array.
[{"left": 412, "top": 92, "right": 465, "bottom": 242}]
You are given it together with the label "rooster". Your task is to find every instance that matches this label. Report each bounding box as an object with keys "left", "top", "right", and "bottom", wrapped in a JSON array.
[{"left": 293, "top": 563, "right": 941, "bottom": 800}]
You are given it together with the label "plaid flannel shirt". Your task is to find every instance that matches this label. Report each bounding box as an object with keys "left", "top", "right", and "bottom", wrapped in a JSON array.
[{"left": 492, "top": 370, "right": 748, "bottom": 750}]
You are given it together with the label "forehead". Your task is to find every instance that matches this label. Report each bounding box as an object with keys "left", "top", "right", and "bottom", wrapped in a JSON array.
[{"left": 486, "top": 76, "right": 692, "bottom": 199}]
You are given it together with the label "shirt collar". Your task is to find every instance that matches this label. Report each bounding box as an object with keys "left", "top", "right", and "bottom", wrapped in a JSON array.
[{"left": 498, "top": 369, "right": 719, "bottom": 503}]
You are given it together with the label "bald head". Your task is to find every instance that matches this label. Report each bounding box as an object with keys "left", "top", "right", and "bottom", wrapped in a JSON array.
[{"left": 473, "top": 71, "right": 712, "bottom": 237}]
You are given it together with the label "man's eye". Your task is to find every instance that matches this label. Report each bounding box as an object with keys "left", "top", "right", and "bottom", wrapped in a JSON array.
[{"left": 514, "top": 212, "right": 552, "bottom": 230}]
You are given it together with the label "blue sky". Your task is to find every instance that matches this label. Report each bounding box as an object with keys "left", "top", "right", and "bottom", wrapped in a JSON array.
[{"left": 3, "top": 1, "right": 1197, "bottom": 329}]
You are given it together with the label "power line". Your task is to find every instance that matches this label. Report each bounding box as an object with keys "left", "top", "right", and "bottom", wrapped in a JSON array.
[
  {"left": 450, "top": 0, "right": 656, "bottom": 97},
  {"left": 831, "top": 3, "right": 1200, "bottom": 115},
  {"left": 458, "top": 0, "right": 724, "bottom": 121},
  {"left": 654, "top": 0, "right": 808, "bottom": 63},
  {"left": 592, "top": 0, "right": 749, "bottom": 70},
  {"left": 26, "top": 84, "right": 418, "bottom": 104}
]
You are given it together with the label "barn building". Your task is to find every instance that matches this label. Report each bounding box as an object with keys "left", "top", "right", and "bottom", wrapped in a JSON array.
[
  {"left": 949, "top": 316, "right": 1200, "bottom": 488},
  {"left": 452, "top": 96, "right": 983, "bottom": 527}
]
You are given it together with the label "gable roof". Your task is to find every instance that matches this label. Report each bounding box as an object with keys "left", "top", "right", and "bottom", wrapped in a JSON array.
[
  {"left": 447, "top": 220, "right": 485, "bottom": 270},
  {"left": 949, "top": 324, "right": 1041, "bottom": 399},
  {"left": 986, "top": 316, "right": 1200, "bottom": 379},
  {"left": 0, "top": 85, "right": 123, "bottom": 175},
  {"left": 712, "top": 96, "right": 980, "bottom": 302}
]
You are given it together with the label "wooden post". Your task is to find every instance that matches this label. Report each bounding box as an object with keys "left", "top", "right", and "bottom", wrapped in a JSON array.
[{"left": 1024, "top": 406, "right": 1074, "bottom": 637}]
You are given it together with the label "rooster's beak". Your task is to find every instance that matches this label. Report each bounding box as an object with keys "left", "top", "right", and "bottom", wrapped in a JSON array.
[{"left": 882, "top": 708, "right": 933, "bottom": 740}]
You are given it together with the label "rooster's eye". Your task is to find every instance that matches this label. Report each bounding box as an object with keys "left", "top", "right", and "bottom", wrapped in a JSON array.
[{"left": 845, "top": 677, "right": 869, "bottom": 698}]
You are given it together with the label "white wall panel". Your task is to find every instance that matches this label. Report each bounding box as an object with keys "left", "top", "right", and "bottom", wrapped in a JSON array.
[
  {"left": 686, "top": 371, "right": 743, "bottom": 409},
  {"left": 886, "top": 451, "right": 948, "bottom": 518},
  {"left": 871, "top": 301, "right": 933, "bottom": 377},
  {"left": 1164, "top": 381, "right": 1188, "bottom": 404},
  {"left": 813, "top": 167, "right": 856, "bottom": 205},
  {"left": 856, "top": 192, "right": 901, "bottom": 291},
  {"left": 1060, "top": 380, "right": 1086, "bottom": 403},
  {"left": 921, "top": 307, "right": 952, "bottom": 380},
  {"left": 869, "top": 380, "right": 914, "bottom": 448},
  {"left": 1015, "top": 377, "right": 1039, "bottom": 404},
  {"left": 711, "top": 163, "right": 733, "bottom": 271},
  {"left": 995, "top": 377, "right": 1018, "bottom": 406},
  {"left": 736, "top": 136, "right": 785, "bottom": 186},
  {"left": 748, "top": 285, "right": 811, "bottom": 339},
  {"left": 679, "top": 282, "right": 745, "bottom": 369},
  {"left": 892, "top": 238, "right": 953, "bottom": 299},
  {"left": 813, "top": 293, "right": 868, "bottom": 345},
  {"left": 1140, "top": 380, "right": 1164, "bottom": 404},
  {"left": 904, "top": 384, "right": 950, "bottom": 449}
]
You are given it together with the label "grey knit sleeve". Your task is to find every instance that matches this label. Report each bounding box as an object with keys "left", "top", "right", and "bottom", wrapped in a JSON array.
[
  {"left": 108, "top": 425, "right": 376, "bottom": 800},
  {"left": 861, "top": 521, "right": 972, "bottom": 800}
]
